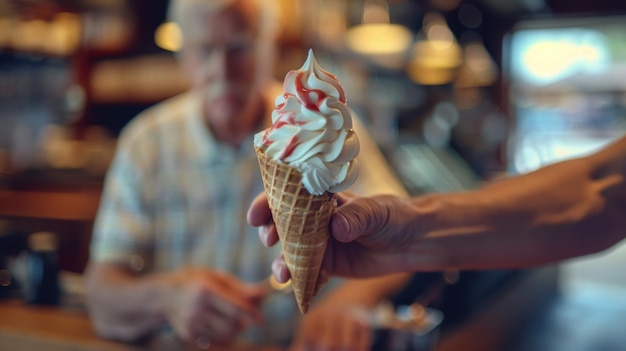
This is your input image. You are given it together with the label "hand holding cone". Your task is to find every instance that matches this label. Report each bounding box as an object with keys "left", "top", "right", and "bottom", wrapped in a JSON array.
[{"left": 252, "top": 49, "right": 359, "bottom": 313}]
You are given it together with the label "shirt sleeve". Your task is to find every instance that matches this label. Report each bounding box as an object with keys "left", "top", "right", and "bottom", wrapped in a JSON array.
[
  {"left": 350, "top": 116, "right": 409, "bottom": 197},
  {"left": 90, "top": 125, "right": 155, "bottom": 265}
]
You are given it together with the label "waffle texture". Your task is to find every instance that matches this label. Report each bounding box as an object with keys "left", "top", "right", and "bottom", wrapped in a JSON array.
[{"left": 255, "top": 146, "right": 335, "bottom": 313}]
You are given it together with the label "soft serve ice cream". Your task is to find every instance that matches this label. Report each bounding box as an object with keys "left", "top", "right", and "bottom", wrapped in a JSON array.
[{"left": 254, "top": 49, "right": 359, "bottom": 195}]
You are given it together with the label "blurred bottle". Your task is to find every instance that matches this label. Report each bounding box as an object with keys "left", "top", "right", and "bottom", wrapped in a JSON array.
[{"left": 25, "top": 232, "right": 60, "bottom": 305}]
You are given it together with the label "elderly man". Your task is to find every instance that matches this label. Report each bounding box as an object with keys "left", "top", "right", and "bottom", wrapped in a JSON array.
[{"left": 85, "top": 0, "right": 410, "bottom": 349}]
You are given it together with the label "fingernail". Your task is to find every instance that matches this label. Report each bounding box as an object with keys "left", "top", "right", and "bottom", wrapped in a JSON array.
[
  {"left": 271, "top": 260, "right": 289, "bottom": 283},
  {"left": 331, "top": 212, "right": 351, "bottom": 239},
  {"left": 259, "top": 226, "right": 269, "bottom": 245}
]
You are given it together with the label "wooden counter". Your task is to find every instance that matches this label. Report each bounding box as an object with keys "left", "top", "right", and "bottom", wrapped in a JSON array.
[
  {"left": 0, "top": 266, "right": 560, "bottom": 351},
  {"left": 0, "top": 300, "right": 282, "bottom": 351},
  {"left": 0, "top": 189, "right": 101, "bottom": 222},
  {"left": 0, "top": 300, "right": 135, "bottom": 351}
]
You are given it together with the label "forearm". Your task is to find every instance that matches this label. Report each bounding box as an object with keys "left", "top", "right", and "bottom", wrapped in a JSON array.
[
  {"left": 84, "top": 263, "right": 173, "bottom": 341},
  {"left": 413, "top": 137, "right": 626, "bottom": 270},
  {"left": 319, "top": 273, "right": 412, "bottom": 308}
]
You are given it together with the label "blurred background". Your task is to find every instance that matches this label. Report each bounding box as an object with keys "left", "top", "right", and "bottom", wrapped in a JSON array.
[
  {"left": 2, "top": 0, "right": 626, "bottom": 270},
  {"left": 1, "top": 0, "right": 626, "bottom": 349}
]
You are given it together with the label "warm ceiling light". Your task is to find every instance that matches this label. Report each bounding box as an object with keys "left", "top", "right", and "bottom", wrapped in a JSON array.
[
  {"left": 346, "top": 0, "right": 413, "bottom": 69},
  {"left": 346, "top": 23, "right": 413, "bottom": 56},
  {"left": 407, "top": 12, "right": 462, "bottom": 85},
  {"left": 411, "top": 40, "right": 462, "bottom": 69},
  {"left": 407, "top": 62, "right": 458, "bottom": 85},
  {"left": 47, "top": 12, "right": 82, "bottom": 56},
  {"left": 155, "top": 21, "right": 182, "bottom": 52}
]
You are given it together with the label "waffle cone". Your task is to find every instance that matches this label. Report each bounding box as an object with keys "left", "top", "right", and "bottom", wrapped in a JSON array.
[{"left": 255, "top": 146, "right": 336, "bottom": 313}]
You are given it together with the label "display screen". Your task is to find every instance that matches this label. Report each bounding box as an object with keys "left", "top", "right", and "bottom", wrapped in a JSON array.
[{"left": 504, "top": 16, "right": 626, "bottom": 173}]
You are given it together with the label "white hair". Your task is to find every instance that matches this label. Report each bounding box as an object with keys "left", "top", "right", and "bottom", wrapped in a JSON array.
[
  {"left": 167, "top": 0, "right": 278, "bottom": 85},
  {"left": 166, "top": 0, "right": 278, "bottom": 42}
]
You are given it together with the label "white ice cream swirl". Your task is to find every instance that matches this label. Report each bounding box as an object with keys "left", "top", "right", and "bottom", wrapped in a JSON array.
[{"left": 254, "top": 49, "right": 359, "bottom": 195}]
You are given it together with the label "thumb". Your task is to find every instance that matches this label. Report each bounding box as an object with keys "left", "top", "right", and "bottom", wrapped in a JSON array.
[{"left": 330, "top": 196, "right": 388, "bottom": 243}]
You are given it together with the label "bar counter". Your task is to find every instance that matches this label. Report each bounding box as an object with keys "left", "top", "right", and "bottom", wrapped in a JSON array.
[
  {"left": 0, "top": 299, "right": 281, "bottom": 351},
  {"left": 0, "top": 266, "right": 559, "bottom": 351}
]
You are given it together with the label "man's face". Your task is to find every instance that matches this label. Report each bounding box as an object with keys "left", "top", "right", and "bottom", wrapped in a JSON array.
[{"left": 180, "top": 3, "right": 261, "bottom": 129}]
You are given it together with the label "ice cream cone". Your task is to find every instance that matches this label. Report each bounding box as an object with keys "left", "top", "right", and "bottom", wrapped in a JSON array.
[{"left": 255, "top": 146, "right": 335, "bottom": 313}]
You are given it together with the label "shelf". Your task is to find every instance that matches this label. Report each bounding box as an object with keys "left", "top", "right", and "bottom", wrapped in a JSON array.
[{"left": 89, "top": 54, "right": 188, "bottom": 104}]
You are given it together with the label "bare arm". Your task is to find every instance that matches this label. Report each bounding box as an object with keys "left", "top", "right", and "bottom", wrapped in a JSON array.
[
  {"left": 251, "top": 136, "right": 626, "bottom": 278},
  {"left": 84, "top": 262, "right": 264, "bottom": 344},
  {"left": 411, "top": 136, "right": 626, "bottom": 270},
  {"left": 84, "top": 263, "right": 171, "bottom": 341},
  {"left": 317, "top": 273, "right": 411, "bottom": 308}
]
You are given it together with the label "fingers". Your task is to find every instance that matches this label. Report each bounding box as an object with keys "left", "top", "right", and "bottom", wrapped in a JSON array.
[
  {"left": 318, "top": 317, "right": 340, "bottom": 349},
  {"left": 331, "top": 195, "right": 408, "bottom": 246},
  {"left": 202, "top": 272, "right": 264, "bottom": 324},
  {"left": 247, "top": 192, "right": 271, "bottom": 227},
  {"left": 193, "top": 272, "right": 264, "bottom": 343},
  {"left": 331, "top": 196, "right": 382, "bottom": 243},
  {"left": 258, "top": 223, "right": 279, "bottom": 247},
  {"left": 319, "top": 315, "right": 370, "bottom": 351},
  {"left": 204, "top": 296, "right": 259, "bottom": 328},
  {"left": 168, "top": 269, "right": 267, "bottom": 347},
  {"left": 271, "top": 254, "right": 291, "bottom": 283},
  {"left": 248, "top": 192, "right": 280, "bottom": 248},
  {"left": 343, "top": 315, "right": 371, "bottom": 351},
  {"left": 184, "top": 274, "right": 265, "bottom": 345},
  {"left": 189, "top": 306, "right": 238, "bottom": 345}
]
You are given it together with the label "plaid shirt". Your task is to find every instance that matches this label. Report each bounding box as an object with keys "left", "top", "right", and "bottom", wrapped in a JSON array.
[{"left": 90, "top": 88, "right": 407, "bottom": 345}]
